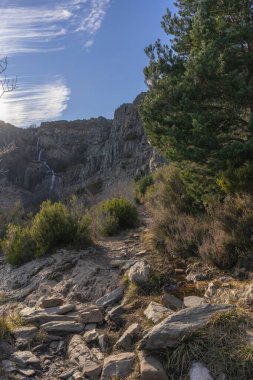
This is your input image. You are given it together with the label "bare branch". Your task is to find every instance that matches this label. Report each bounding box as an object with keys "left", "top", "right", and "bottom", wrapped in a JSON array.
[{"left": 0, "top": 57, "right": 17, "bottom": 98}]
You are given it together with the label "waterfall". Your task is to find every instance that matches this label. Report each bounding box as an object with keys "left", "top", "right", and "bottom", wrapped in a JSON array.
[{"left": 36, "top": 139, "right": 56, "bottom": 191}]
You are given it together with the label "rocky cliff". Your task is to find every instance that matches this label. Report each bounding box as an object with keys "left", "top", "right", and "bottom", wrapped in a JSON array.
[{"left": 0, "top": 94, "right": 162, "bottom": 210}]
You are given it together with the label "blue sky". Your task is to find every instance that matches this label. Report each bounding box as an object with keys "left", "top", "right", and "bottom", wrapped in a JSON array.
[{"left": 0, "top": 0, "right": 174, "bottom": 127}]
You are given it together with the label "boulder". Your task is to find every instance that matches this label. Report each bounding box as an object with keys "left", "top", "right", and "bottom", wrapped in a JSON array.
[
  {"left": 162, "top": 294, "right": 185, "bottom": 311},
  {"left": 184, "top": 296, "right": 207, "bottom": 308},
  {"left": 96, "top": 288, "right": 124, "bottom": 308},
  {"left": 189, "top": 362, "right": 213, "bottom": 380},
  {"left": 144, "top": 302, "right": 172, "bottom": 324},
  {"left": 138, "top": 352, "right": 168, "bottom": 380},
  {"left": 41, "top": 321, "right": 83, "bottom": 335},
  {"left": 40, "top": 297, "right": 64, "bottom": 308},
  {"left": 140, "top": 304, "right": 232, "bottom": 350},
  {"left": 101, "top": 352, "right": 135, "bottom": 380},
  {"left": 11, "top": 351, "right": 40, "bottom": 368},
  {"left": 128, "top": 260, "right": 151, "bottom": 285},
  {"left": 68, "top": 335, "right": 102, "bottom": 379},
  {"left": 115, "top": 323, "right": 141, "bottom": 350}
]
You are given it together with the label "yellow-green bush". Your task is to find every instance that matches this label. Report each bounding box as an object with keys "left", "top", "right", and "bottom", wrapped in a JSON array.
[
  {"left": 95, "top": 197, "right": 138, "bottom": 236},
  {"left": 1, "top": 225, "right": 36, "bottom": 266},
  {"left": 2, "top": 200, "right": 92, "bottom": 265},
  {"left": 31, "top": 201, "right": 76, "bottom": 256}
]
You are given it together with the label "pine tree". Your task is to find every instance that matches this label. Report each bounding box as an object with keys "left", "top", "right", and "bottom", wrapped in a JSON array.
[{"left": 141, "top": 0, "right": 253, "bottom": 191}]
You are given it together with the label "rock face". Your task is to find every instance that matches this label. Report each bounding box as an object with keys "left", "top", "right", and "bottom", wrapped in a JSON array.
[
  {"left": 139, "top": 304, "right": 232, "bottom": 350},
  {"left": 0, "top": 94, "right": 163, "bottom": 210}
]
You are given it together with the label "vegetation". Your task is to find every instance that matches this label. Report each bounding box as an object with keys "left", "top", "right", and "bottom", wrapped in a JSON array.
[
  {"left": 141, "top": 0, "right": 253, "bottom": 195},
  {"left": 135, "top": 174, "right": 154, "bottom": 203},
  {"left": 1, "top": 200, "right": 92, "bottom": 266},
  {"left": 166, "top": 310, "right": 253, "bottom": 380},
  {"left": 93, "top": 197, "right": 138, "bottom": 236}
]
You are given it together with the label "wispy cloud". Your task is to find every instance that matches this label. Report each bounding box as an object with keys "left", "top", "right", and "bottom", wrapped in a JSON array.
[
  {"left": 0, "top": 0, "right": 111, "bottom": 55},
  {"left": 0, "top": 77, "right": 70, "bottom": 127}
]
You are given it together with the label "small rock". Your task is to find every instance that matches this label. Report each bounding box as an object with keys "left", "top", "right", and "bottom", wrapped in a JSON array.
[
  {"left": 107, "top": 305, "right": 125, "bottom": 321},
  {"left": 138, "top": 352, "right": 168, "bottom": 380},
  {"left": 96, "top": 288, "right": 124, "bottom": 308},
  {"left": 83, "top": 329, "right": 99, "bottom": 343},
  {"left": 40, "top": 297, "right": 64, "bottom": 309},
  {"left": 59, "top": 369, "right": 75, "bottom": 379},
  {"left": 18, "top": 368, "right": 36, "bottom": 377},
  {"left": 1, "top": 360, "right": 16, "bottom": 373},
  {"left": 11, "top": 351, "right": 40, "bottom": 368},
  {"left": 85, "top": 323, "right": 97, "bottom": 331},
  {"left": 110, "top": 260, "right": 127, "bottom": 268},
  {"left": 115, "top": 323, "right": 141, "bottom": 350},
  {"left": 101, "top": 352, "right": 135, "bottom": 380},
  {"left": 162, "top": 294, "right": 185, "bottom": 311},
  {"left": 204, "top": 282, "right": 219, "bottom": 298},
  {"left": 144, "top": 302, "right": 172, "bottom": 324},
  {"left": 135, "top": 250, "right": 147, "bottom": 257},
  {"left": 20, "top": 304, "right": 76, "bottom": 323},
  {"left": 184, "top": 296, "right": 207, "bottom": 308},
  {"left": 189, "top": 361, "right": 213, "bottom": 380},
  {"left": 128, "top": 260, "right": 151, "bottom": 285},
  {"left": 174, "top": 268, "right": 185, "bottom": 275},
  {"left": 72, "top": 372, "right": 83, "bottom": 380},
  {"left": 98, "top": 334, "right": 110, "bottom": 353},
  {"left": 40, "top": 321, "right": 83, "bottom": 335},
  {"left": 244, "top": 284, "right": 253, "bottom": 305}
]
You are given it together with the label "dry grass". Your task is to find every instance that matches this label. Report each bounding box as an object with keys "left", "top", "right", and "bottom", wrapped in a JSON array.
[
  {"left": 166, "top": 309, "right": 253, "bottom": 380},
  {"left": 0, "top": 311, "right": 25, "bottom": 340}
]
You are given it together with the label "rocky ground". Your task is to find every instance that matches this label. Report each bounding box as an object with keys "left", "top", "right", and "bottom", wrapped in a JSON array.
[{"left": 0, "top": 218, "right": 252, "bottom": 380}]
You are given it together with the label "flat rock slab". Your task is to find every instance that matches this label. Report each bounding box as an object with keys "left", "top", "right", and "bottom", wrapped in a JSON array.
[
  {"left": 96, "top": 288, "right": 124, "bottom": 308},
  {"left": 40, "top": 297, "right": 64, "bottom": 308},
  {"left": 77, "top": 304, "right": 104, "bottom": 324},
  {"left": 140, "top": 304, "right": 232, "bottom": 350},
  {"left": 138, "top": 352, "right": 168, "bottom": 380},
  {"left": 101, "top": 352, "right": 135, "bottom": 380},
  {"left": 144, "top": 302, "right": 172, "bottom": 324},
  {"left": 20, "top": 304, "right": 76, "bottom": 323},
  {"left": 13, "top": 326, "right": 38, "bottom": 344},
  {"left": 68, "top": 334, "right": 102, "bottom": 379},
  {"left": 184, "top": 296, "right": 207, "bottom": 308},
  {"left": 41, "top": 321, "right": 83, "bottom": 335},
  {"left": 11, "top": 351, "right": 40, "bottom": 368},
  {"left": 115, "top": 323, "right": 141, "bottom": 350}
]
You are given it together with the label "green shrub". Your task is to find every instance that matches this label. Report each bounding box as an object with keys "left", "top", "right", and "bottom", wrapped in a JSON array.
[
  {"left": 135, "top": 174, "right": 154, "bottom": 203},
  {"left": 2, "top": 225, "right": 36, "bottom": 266},
  {"left": 31, "top": 201, "right": 76, "bottom": 256},
  {"left": 76, "top": 214, "right": 92, "bottom": 245},
  {"left": 95, "top": 198, "right": 138, "bottom": 236}
]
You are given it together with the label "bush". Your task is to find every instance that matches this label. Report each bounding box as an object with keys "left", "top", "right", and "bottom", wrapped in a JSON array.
[
  {"left": 2, "top": 225, "right": 36, "bottom": 266},
  {"left": 199, "top": 195, "right": 253, "bottom": 269},
  {"left": 135, "top": 174, "right": 154, "bottom": 203},
  {"left": 95, "top": 198, "right": 138, "bottom": 236},
  {"left": 31, "top": 201, "right": 76, "bottom": 256},
  {"left": 1, "top": 200, "right": 92, "bottom": 266}
]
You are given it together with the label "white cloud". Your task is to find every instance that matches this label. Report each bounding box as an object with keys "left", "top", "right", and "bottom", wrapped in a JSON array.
[
  {"left": 0, "top": 77, "right": 70, "bottom": 127},
  {"left": 0, "top": 0, "right": 111, "bottom": 56}
]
